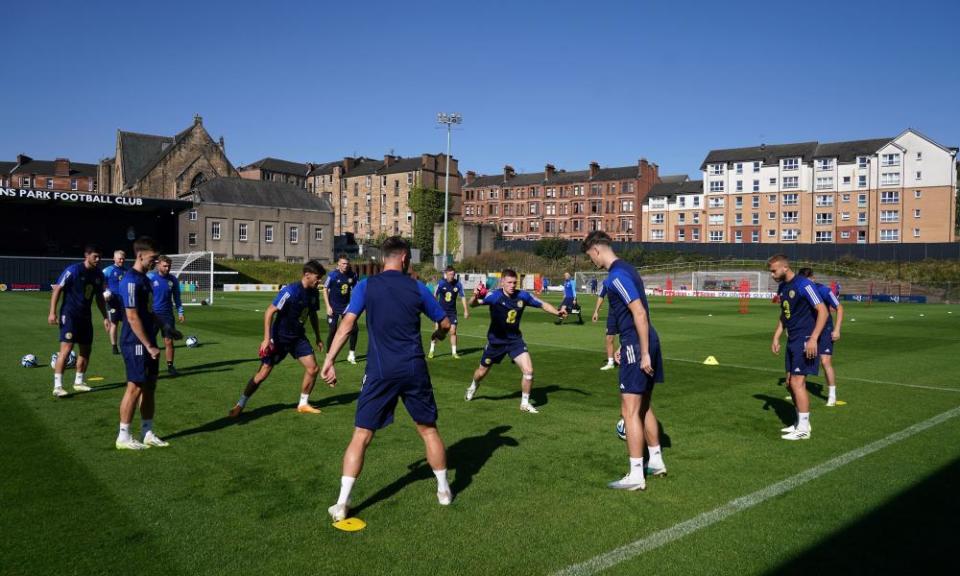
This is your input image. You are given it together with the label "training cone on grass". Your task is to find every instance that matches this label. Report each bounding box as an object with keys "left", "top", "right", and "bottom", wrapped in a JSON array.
[
  {"left": 333, "top": 518, "right": 366, "bottom": 532},
  {"left": 703, "top": 356, "right": 719, "bottom": 366}
]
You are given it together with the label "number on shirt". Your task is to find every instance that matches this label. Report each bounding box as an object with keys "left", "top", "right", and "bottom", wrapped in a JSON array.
[
  {"left": 299, "top": 308, "right": 310, "bottom": 323},
  {"left": 782, "top": 300, "right": 791, "bottom": 319},
  {"left": 506, "top": 310, "right": 518, "bottom": 324},
  {"left": 340, "top": 283, "right": 349, "bottom": 296},
  {"left": 84, "top": 284, "right": 94, "bottom": 300},
  {"left": 444, "top": 291, "right": 452, "bottom": 302}
]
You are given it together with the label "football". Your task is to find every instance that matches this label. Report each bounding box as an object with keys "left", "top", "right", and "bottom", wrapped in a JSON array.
[
  {"left": 616, "top": 418, "right": 626, "bottom": 440},
  {"left": 185, "top": 335, "right": 199, "bottom": 348},
  {"left": 21, "top": 354, "right": 37, "bottom": 368},
  {"left": 50, "top": 350, "right": 78, "bottom": 369}
]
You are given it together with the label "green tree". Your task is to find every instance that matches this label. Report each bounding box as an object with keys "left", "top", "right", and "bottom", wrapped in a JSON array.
[
  {"left": 534, "top": 237, "right": 569, "bottom": 261},
  {"left": 408, "top": 186, "right": 445, "bottom": 258}
]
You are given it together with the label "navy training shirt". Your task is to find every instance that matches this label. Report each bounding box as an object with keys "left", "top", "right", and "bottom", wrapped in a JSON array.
[
  {"left": 324, "top": 269, "right": 357, "bottom": 314},
  {"left": 777, "top": 274, "right": 824, "bottom": 340},
  {"left": 603, "top": 259, "right": 659, "bottom": 347},
  {"left": 102, "top": 263, "right": 126, "bottom": 295},
  {"left": 271, "top": 281, "right": 320, "bottom": 342},
  {"left": 148, "top": 271, "right": 183, "bottom": 314},
  {"left": 119, "top": 268, "right": 157, "bottom": 346},
  {"left": 435, "top": 278, "right": 465, "bottom": 313},
  {"left": 344, "top": 270, "right": 446, "bottom": 380},
  {"left": 477, "top": 288, "right": 543, "bottom": 345},
  {"left": 813, "top": 282, "right": 840, "bottom": 332},
  {"left": 56, "top": 262, "right": 104, "bottom": 319}
]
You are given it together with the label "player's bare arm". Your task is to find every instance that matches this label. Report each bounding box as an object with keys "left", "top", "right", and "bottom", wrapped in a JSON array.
[
  {"left": 627, "top": 299, "right": 654, "bottom": 376},
  {"left": 540, "top": 301, "right": 566, "bottom": 318},
  {"left": 322, "top": 284, "right": 334, "bottom": 317},
  {"left": 321, "top": 311, "right": 359, "bottom": 385},
  {"left": 309, "top": 308, "right": 323, "bottom": 350},
  {"left": 592, "top": 296, "right": 604, "bottom": 322},
  {"left": 772, "top": 319, "right": 784, "bottom": 354},
  {"left": 832, "top": 303, "right": 843, "bottom": 340},
  {"left": 261, "top": 304, "right": 278, "bottom": 354},
  {"left": 461, "top": 296, "right": 469, "bottom": 319},
  {"left": 95, "top": 288, "right": 110, "bottom": 332},
  {"left": 47, "top": 284, "right": 63, "bottom": 325}
]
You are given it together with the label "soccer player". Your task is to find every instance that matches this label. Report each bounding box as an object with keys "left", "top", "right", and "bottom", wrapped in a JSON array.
[
  {"left": 556, "top": 271, "right": 583, "bottom": 324},
  {"left": 464, "top": 269, "right": 566, "bottom": 413},
  {"left": 229, "top": 260, "right": 327, "bottom": 417},
  {"left": 102, "top": 250, "right": 127, "bottom": 354},
  {"left": 592, "top": 284, "right": 617, "bottom": 370},
  {"left": 582, "top": 231, "right": 667, "bottom": 490},
  {"left": 429, "top": 266, "right": 469, "bottom": 359},
  {"left": 321, "top": 237, "right": 453, "bottom": 521},
  {"left": 148, "top": 256, "right": 185, "bottom": 376},
  {"left": 798, "top": 267, "right": 843, "bottom": 407},
  {"left": 47, "top": 244, "right": 110, "bottom": 397},
  {"left": 116, "top": 237, "right": 168, "bottom": 449},
  {"left": 323, "top": 255, "right": 357, "bottom": 364},
  {"left": 768, "top": 254, "right": 828, "bottom": 440}
]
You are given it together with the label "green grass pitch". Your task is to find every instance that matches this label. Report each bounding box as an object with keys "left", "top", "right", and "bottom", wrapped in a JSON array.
[{"left": 2, "top": 291, "right": 959, "bottom": 575}]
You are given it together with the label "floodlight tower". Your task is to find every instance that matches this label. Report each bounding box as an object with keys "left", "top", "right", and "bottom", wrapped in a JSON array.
[{"left": 437, "top": 112, "right": 462, "bottom": 268}]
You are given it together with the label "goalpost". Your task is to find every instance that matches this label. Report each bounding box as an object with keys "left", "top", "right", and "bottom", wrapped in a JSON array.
[
  {"left": 167, "top": 251, "right": 214, "bottom": 305},
  {"left": 691, "top": 270, "right": 768, "bottom": 293},
  {"left": 574, "top": 271, "right": 608, "bottom": 295}
]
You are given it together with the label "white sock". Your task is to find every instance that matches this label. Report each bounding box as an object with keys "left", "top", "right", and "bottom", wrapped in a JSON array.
[
  {"left": 434, "top": 469, "right": 450, "bottom": 492},
  {"left": 629, "top": 457, "right": 645, "bottom": 479},
  {"left": 237, "top": 394, "right": 249, "bottom": 408},
  {"left": 75, "top": 372, "right": 85, "bottom": 385},
  {"left": 798, "top": 412, "right": 810, "bottom": 430},
  {"left": 606, "top": 357, "right": 614, "bottom": 365},
  {"left": 468, "top": 380, "right": 477, "bottom": 390},
  {"left": 54, "top": 373, "right": 63, "bottom": 389},
  {"left": 648, "top": 444, "right": 662, "bottom": 458},
  {"left": 338, "top": 476, "right": 355, "bottom": 505},
  {"left": 118, "top": 422, "right": 132, "bottom": 442},
  {"left": 451, "top": 345, "right": 457, "bottom": 355},
  {"left": 348, "top": 350, "right": 355, "bottom": 358},
  {"left": 142, "top": 419, "right": 153, "bottom": 436},
  {"left": 299, "top": 393, "right": 310, "bottom": 407},
  {"left": 521, "top": 393, "right": 530, "bottom": 405},
  {"left": 828, "top": 386, "right": 837, "bottom": 401},
  {"left": 429, "top": 342, "right": 436, "bottom": 353}
]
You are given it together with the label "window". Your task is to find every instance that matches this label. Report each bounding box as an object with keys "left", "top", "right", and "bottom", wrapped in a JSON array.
[
  {"left": 652, "top": 214, "right": 665, "bottom": 224},
  {"left": 753, "top": 161, "right": 761, "bottom": 173},
  {"left": 914, "top": 190, "right": 922, "bottom": 199},
  {"left": 914, "top": 208, "right": 921, "bottom": 218},
  {"left": 71, "top": 178, "right": 78, "bottom": 190},
  {"left": 353, "top": 182, "right": 358, "bottom": 197},
  {"left": 915, "top": 171, "right": 922, "bottom": 181},
  {"left": 880, "top": 229, "right": 899, "bottom": 242},
  {"left": 880, "top": 210, "right": 899, "bottom": 223},
  {"left": 781, "top": 229, "right": 799, "bottom": 241},
  {"left": 188, "top": 209, "right": 197, "bottom": 221},
  {"left": 816, "top": 212, "right": 833, "bottom": 225},
  {"left": 289, "top": 226, "right": 299, "bottom": 244},
  {"left": 735, "top": 163, "right": 743, "bottom": 174},
  {"left": 815, "top": 177, "right": 834, "bottom": 190},
  {"left": 768, "top": 212, "right": 776, "bottom": 220},
  {"left": 881, "top": 191, "right": 900, "bottom": 204},
  {"left": 881, "top": 153, "right": 900, "bottom": 167},
  {"left": 265, "top": 225, "right": 274, "bottom": 243},
  {"left": 751, "top": 230, "right": 760, "bottom": 243},
  {"left": 21, "top": 175, "right": 31, "bottom": 187},
  {"left": 815, "top": 194, "right": 834, "bottom": 206},
  {"left": 692, "top": 229, "right": 700, "bottom": 241},
  {"left": 913, "top": 228, "right": 921, "bottom": 238},
  {"left": 842, "top": 176, "right": 851, "bottom": 185},
  {"left": 735, "top": 214, "right": 743, "bottom": 225},
  {"left": 753, "top": 180, "right": 760, "bottom": 192},
  {"left": 916, "top": 151, "right": 923, "bottom": 161},
  {"left": 211, "top": 221, "right": 221, "bottom": 240},
  {"left": 650, "top": 229, "right": 664, "bottom": 240},
  {"left": 407, "top": 173, "right": 414, "bottom": 185},
  {"left": 842, "top": 193, "right": 850, "bottom": 202},
  {"left": 710, "top": 164, "right": 724, "bottom": 175},
  {"left": 840, "top": 231, "right": 850, "bottom": 239},
  {"left": 858, "top": 230, "right": 867, "bottom": 243},
  {"left": 621, "top": 200, "right": 634, "bottom": 212},
  {"left": 708, "top": 197, "right": 725, "bottom": 208},
  {"left": 816, "top": 159, "right": 833, "bottom": 171},
  {"left": 692, "top": 213, "right": 701, "bottom": 224},
  {"left": 858, "top": 212, "right": 867, "bottom": 225},
  {"left": 708, "top": 214, "right": 724, "bottom": 225},
  {"left": 767, "top": 194, "right": 776, "bottom": 203},
  {"left": 238, "top": 223, "right": 248, "bottom": 241},
  {"left": 677, "top": 230, "right": 686, "bottom": 241},
  {"left": 769, "top": 177, "right": 777, "bottom": 186},
  {"left": 858, "top": 156, "right": 869, "bottom": 168},
  {"left": 782, "top": 211, "right": 799, "bottom": 223},
  {"left": 752, "top": 196, "right": 759, "bottom": 208},
  {"left": 783, "top": 176, "right": 798, "bottom": 189},
  {"left": 678, "top": 213, "right": 686, "bottom": 224},
  {"left": 709, "top": 181, "right": 724, "bottom": 192},
  {"left": 314, "top": 227, "right": 323, "bottom": 241},
  {"left": 858, "top": 194, "right": 867, "bottom": 207},
  {"left": 782, "top": 193, "right": 798, "bottom": 205},
  {"left": 880, "top": 172, "right": 900, "bottom": 187},
  {"left": 815, "top": 231, "right": 833, "bottom": 243},
  {"left": 46, "top": 178, "right": 53, "bottom": 189},
  {"left": 768, "top": 229, "right": 777, "bottom": 238},
  {"left": 736, "top": 180, "right": 743, "bottom": 192},
  {"left": 783, "top": 158, "right": 799, "bottom": 171},
  {"left": 858, "top": 175, "right": 867, "bottom": 188},
  {"left": 751, "top": 213, "right": 759, "bottom": 225},
  {"left": 734, "top": 230, "right": 743, "bottom": 243},
  {"left": 841, "top": 211, "right": 850, "bottom": 221},
  {"left": 709, "top": 230, "right": 724, "bottom": 242}
]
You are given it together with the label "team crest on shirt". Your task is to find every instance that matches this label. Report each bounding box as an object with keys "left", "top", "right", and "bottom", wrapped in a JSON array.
[
  {"left": 789, "top": 290, "right": 796, "bottom": 298},
  {"left": 167, "top": 280, "right": 173, "bottom": 288},
  {"left": 65, "top": 332, "right": 73, "bottom": 340},
  {"left": 484, "top": 358, "right": 492, "bottom": 365},
  {"left": 453, "top": 287, "right": 459, "bottom": 293},
  {"left": 517, "top": 301, "right": 524, "bottom": 308}
]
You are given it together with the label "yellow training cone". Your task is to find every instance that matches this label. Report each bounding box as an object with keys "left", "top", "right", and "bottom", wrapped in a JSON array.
[
  {"left": 703, "top": 356, "right": 719, "bottom": 366},
  {"left": 333, "top": 517, "right": 366, "bottom": 532}
]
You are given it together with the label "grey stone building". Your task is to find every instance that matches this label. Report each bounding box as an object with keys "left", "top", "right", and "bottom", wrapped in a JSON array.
[{"left": 180, "top": 177, "right": 334, "bottom": 263}]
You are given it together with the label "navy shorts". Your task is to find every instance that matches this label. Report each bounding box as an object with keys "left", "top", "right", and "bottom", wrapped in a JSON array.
[
  {"left": 155, "top": 310, "right": 175, "bottom": 336},
  {"left": 355, "top": 369, "right": 438, "bottom": 429},
  {"left": 121, "top": 341, "right": 159, "bottom": 384},
  {"left": 561, "top": 297, "right": 576, "bottom": 310},
  {"left": 605, "top": 320, "right": 617, "bottom": 336},
  {"left": 261, "top": 337, "right": 314, "bottom": 366},
  {"left": 107, "top": 295, "right": 124, "bottom": 324},
  {"left": 444, "top": 310, "right": 458, "bottom": 326},
  {"left": 60, "top": 313, "right": 93, "bottom": 345},
  {"left": 480, "top": 340, "right": 529, "bottom": 367},
  {"left": 618, "top": 341, "right": 664, "bottom": 394},
  {"left": 785, "top": 337, "right": 821, "bottom": 376},
  {"left": 818, "top": 330, "right": 835, "bottom": 356}
]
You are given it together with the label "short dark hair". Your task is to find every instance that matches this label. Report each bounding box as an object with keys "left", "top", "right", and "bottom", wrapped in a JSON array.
[
  {"left": 337, "top": 253, "right": 349, "bottom": 262},
  {"left": 157, "top": 255, "right": 172, "bottom": 265},
  {"left": 83, "top": 244, "right": 101, "bottom": 255},
  {"left": 132, "top": 236, "right": 158, "bottom": 255},
  {"left": 501, "top": 268, "right": 518, "bottom": 279},
  {"left": 581, "top": 231, "right": 612, "bottom": 253},
  {"left": 797, "top": 267, "right": 814, "bottom": 278},
  {"left": 303, "top": 260, "right": 326, "bottom": 276},
  {"left": 767, "top": 253, "right": 789, "bottom": 265},
  {"left": 444, "top": 265, "right": 456, "bottom": 273},
  {"left": 381, "top": 236, "right": 410, "bottom": 259}
]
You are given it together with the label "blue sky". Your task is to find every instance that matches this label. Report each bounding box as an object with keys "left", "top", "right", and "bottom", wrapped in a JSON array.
[{"left": 3, "top": 0, "right": 958, "bottom": 178}]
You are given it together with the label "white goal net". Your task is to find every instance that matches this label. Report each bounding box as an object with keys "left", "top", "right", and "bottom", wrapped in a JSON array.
[
  {"left": 168, "top": 251, "right": 214, "bottom": 305},
  {"left": 691, "top": 270, "right": 768, "bottom": 292},
  {"left": 574, "top": 271, "right": 608, "bottom": 295}
]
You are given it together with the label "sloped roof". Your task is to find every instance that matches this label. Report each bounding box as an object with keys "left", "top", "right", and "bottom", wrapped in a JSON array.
[
  {"left": 701, "top": 142, "right": 819, "bottom": 169},
  {"left": 463, "top": 163, "right": 645, "bottom": 189},
  {"left": 658, "top": 174, "right": 689, "bottom": 184},
  {"left": 8, "top": 158, "right": 98, "bottom": 177},
  {"left": 812, "top": 138, "right": 894, "bottom": 162},
  {"left": 1, "top": 161, "right": 20, "bottom": 174},
  {"left": 307, "top": 161, "right": 340, "bottom": 176},
  {"left": 193, "top": 177, "right": 333, "bottom": 212},
  {"left": 119, "top": 131, "right": 176, "bottom": 187},
  {"left": 240, "top": 157, "right": 308, "bottom": 176},
  {"left": 648, "top": 179, "right": 702, "bottom": 199},
  {"left": 379, "top": 156, "right": 423, "bottom": 175}
]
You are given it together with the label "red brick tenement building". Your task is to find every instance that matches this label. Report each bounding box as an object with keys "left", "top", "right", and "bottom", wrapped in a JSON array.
[
  {"left": 461, "top": 159, "right": 660, "bottom": 241},
  {"left": 2, "top": 154, "right": 98, "bottom": 192}
]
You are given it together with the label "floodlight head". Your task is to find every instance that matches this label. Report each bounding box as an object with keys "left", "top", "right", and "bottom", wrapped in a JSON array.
[{"left": 437, "top": 112, "right": 444, "bottom": 123}]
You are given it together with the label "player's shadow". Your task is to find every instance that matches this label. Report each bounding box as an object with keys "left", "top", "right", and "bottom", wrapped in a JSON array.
[
  {"left": 59, "top": 381, "right": 128, "bottom": 397},
  {"left": 350, "top": 425, "right": 519, "bottom": 516},
  {"left": 173, "top": 358, "right": 261, "bottom": 375},
  {"left": 474, "top": 384, "right": 590, "bottom": 407},
  {"left": 775, "top": 378, "right": 828, "bottom": 401},
  {"left": 753, "top": 393, "right": 796, "bottom": 426},
  {"left": 164, "top": 392, "right": 360, "bottom": 441},
  {"left": 656, "top": 420, "right": 673, "bottom": 449}
]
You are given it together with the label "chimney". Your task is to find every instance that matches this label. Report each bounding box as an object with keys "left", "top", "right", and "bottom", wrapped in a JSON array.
[
  {"left": 54, "top": 158, "right": 70, "bottom": 177},
  {"left": 218, "top": 136, "right": 225, "bottom": 151},
  {"left": 342, "top": 157, "right": 357, "bottom": 174},
  {"left": 503, "top": 165, "right": 516, "bottom": 181},
  {"left": 383, "top": 154, "right": 398, "bottom": 167},
  {"left": 16, "top": 153, "right": 32, "bottom": 166},
  {"left": 589, "top": 161, "right": 600, "bottom": 178},
  {"left": 544, "top": 163, "right": 556, "bottom": 181},
  {"left": 465, "top": 170, "right": 477, "bottom": 186}
]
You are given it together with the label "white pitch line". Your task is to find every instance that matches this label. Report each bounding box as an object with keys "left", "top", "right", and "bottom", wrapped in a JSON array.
[
  {"left": 552, "top": 404, "right": 960, "bottom": 576},
  {"left": 439, "top": 330, "right": 960, "bottom": 394}
]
